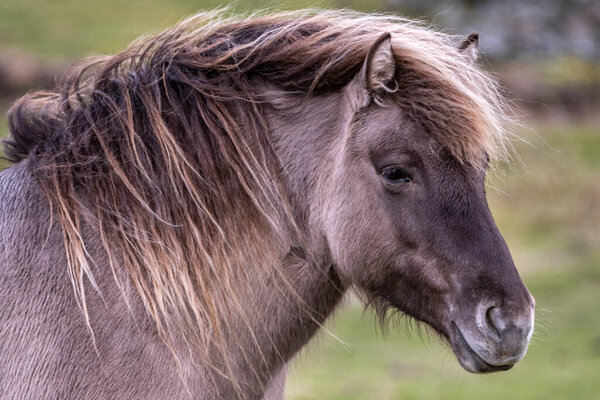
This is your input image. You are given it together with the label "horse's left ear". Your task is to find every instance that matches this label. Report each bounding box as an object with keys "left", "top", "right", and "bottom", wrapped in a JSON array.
[
  {"left": 459, "top": 32, "right": 479, "bottom": 64},
  {"left": 346, "top": 33, "right": 396, "bottom": 109},
  {"left": 363, "top": 32, "right": 396, "bottom": 93}
]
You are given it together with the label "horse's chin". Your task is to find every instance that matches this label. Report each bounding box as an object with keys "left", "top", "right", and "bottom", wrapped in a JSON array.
[{"left": 448, "top": 322, "right": 515, "bottom": 374}]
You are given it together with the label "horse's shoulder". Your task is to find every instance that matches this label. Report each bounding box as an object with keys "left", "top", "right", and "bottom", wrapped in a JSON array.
[
  {"left": 0, "top": 162, "right": 76, "bottom": 396},
  {"left": 0, "top": 159, "right": 48, "bottom": 224},
  {"left": 0, "top": 160, "right": 57, "bottom": 268},
  {"left": 0, "top": 160, "right": 70, "bottom": 321}
]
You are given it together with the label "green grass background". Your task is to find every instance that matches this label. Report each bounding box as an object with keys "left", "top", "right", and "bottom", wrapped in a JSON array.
[{"left": 1, "top": 1, "right": 598, "bottom": 399}]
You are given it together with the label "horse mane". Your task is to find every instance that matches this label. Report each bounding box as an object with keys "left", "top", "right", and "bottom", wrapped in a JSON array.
[{"left": 2, "top": 8, "right": 510, "bottom": 383}]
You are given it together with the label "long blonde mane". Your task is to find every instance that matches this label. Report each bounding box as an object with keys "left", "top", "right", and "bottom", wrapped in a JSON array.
[{"left": 4, "top": 8, "right": 510, "bottom": 382}]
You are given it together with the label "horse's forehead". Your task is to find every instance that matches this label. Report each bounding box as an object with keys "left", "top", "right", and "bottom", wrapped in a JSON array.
[
  {"left": 352, "top": 104, "right": 487, "bottom": 170},
  {"left": 351, "top": 105, "right": 426, "bottom": 153}
]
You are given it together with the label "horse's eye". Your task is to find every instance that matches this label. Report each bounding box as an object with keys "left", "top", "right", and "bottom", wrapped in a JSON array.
[{"left": 382, "top": 166, "right": 412, "bottom": 183}]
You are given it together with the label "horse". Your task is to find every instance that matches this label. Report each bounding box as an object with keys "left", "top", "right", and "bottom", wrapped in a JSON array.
[{"left": 0, "top": 10, "right": 535, "bottom": 399}]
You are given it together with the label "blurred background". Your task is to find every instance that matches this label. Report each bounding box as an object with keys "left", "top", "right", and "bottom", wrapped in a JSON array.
[{"left": 0, "top": 0, "right": 598, "bottom": 399}]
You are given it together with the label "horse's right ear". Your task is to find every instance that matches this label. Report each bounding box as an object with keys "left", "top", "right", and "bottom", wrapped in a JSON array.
[{"left": 459, "top": 32, "right": 479, "bottom": 64}]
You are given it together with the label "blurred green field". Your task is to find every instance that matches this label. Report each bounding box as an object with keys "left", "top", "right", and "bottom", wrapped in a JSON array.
[
  {"left": 1, "top": 1, "right": 599, "bottom": 399},
  {"left": 0, "top": 0, "right": 334, "bottom": 57}
]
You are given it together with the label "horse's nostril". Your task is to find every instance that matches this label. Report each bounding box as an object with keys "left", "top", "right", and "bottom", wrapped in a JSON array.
[{"left": 485, "top": 306, "right": 504, "bottom": 337}]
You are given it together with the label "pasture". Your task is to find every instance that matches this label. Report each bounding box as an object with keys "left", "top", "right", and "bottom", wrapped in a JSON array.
[{"left": 1, "top": 1, "right": 598, "bottom": 399}]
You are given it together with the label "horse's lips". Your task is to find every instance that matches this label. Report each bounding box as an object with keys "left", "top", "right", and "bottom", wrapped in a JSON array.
[{"left": 449, "top": 322, "right": 514, "bottom": 374}]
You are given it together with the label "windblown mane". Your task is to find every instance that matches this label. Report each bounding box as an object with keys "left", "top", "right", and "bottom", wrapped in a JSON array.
[{"left": 3, "top": 8, "right": 510, "bottom": 382}]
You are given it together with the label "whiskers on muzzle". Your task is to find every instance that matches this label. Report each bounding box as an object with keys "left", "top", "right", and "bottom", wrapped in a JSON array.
[{"left": 450, "top": 299, "right": 535, "bottom": 373}]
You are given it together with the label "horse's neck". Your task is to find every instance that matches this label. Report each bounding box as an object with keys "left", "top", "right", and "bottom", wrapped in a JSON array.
[
  {"left": 264, "top": 87, "right": 344, "bottom": 237},
  {"left": 243, "top": 251, "right": 345, "bottom": 378},
  {"left": 0, "top": 90, "right": 347, "bottom": 398},
  {"left": 0, "top": 161, "right": 344, "bottom": 398},
  {"left": 196, "top": 248, "right": 344, "bottom": 398},
  {"left": 231, "top": 88, "right": 347, "bottom": 391}
]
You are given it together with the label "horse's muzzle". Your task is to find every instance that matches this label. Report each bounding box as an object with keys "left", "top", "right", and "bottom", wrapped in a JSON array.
[{"left": 449, "top": 300, "right": 535, "bottom": 373}]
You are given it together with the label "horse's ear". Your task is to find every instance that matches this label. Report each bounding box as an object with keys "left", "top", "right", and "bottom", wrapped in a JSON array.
[
  {"left": 363, "top": 32, "right": 396, "bottom": 93},
  {"left": 345, "top": 33, "right": 396, "bottom": 109},
  {"left": 459, "top": 32, "right": 479, "bottom": 64}
]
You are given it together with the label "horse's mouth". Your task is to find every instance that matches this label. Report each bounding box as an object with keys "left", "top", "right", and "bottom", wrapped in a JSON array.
[{"left": 449, "top": 322, "right": 514, "bottom": 374}]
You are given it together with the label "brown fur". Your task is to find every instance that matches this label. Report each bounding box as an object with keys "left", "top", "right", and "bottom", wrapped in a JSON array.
[{"left": 1, "top": 9, "right": 530, "bottom": 399}]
